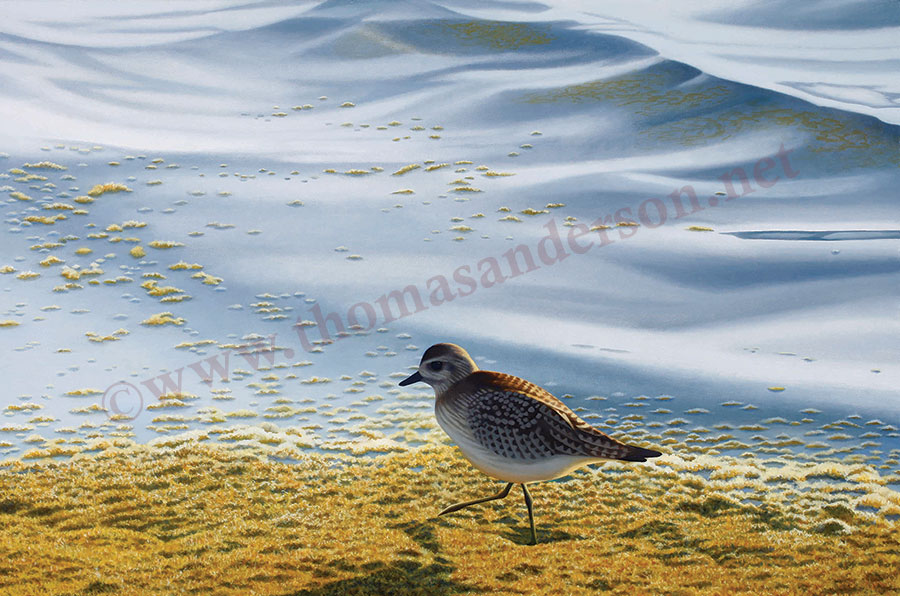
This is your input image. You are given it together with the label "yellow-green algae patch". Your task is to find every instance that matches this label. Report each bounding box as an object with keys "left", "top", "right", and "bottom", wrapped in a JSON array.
[
  {"left": 392, "top": 164, "right": 420, "bottom": 176},
  {"left": 148, "top": 240, "right": 185, "bottom": 249},
  {"left": 0, "top": 443, "right": 897, "bottom": 595},
  {"left": 427, "top": 21, "right": 554, "bottom": 51},
  {"left": 23, "top": 161, "right": 67, "bottom": 170},
  {"left": 521, "top": 64, "right": 896, "bottom": 168},
  {"left": 141, "top": 312, "right": 185, "bottom": 326},
  {"left": 86, "top": 183, "right": 132, "bottom": 197}
]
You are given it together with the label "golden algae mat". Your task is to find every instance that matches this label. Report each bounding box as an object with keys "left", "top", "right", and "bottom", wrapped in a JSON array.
[{"left": 1, "top": 443, "right": 898, "bottom": 595}]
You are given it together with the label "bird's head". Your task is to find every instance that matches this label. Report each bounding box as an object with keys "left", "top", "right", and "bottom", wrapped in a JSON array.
[{"left": 399, "top": 343, "right": 478, "bottom": 391}]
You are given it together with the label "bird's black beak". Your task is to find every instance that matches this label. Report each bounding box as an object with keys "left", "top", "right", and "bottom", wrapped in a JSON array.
[{"left": 399, "top": 371, "right": 423, "bottom": 386}]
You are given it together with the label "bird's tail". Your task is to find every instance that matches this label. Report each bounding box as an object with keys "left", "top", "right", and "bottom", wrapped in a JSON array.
[{"left": 620, "top": 444, "right": 663, "bottom": 462}]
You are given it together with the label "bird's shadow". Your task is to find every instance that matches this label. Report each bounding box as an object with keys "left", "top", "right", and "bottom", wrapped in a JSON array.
[
  {"left": 279, "top": 559, "right": 474, "bottom": 596},
  {"left": 388, "top": 519, "right": 441, "bottom": 554},
  {"left": 280, "top": 512, "right": 582, "bottom": 595},
  {"left": 282, "top": 519, "right": 472, "bottom": 595}
]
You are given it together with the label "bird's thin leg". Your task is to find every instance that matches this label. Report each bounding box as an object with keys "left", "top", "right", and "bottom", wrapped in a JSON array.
[
  {"left": 521, "top": 483, "right": 537, "bottom": 545},
  {"left": 439, "top": 482, "right": 513, "bottom": 516}
]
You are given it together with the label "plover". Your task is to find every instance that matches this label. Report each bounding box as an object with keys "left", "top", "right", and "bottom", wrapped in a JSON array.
[{"left": 400, "top": 343, "right": 662, "bottom": 544}]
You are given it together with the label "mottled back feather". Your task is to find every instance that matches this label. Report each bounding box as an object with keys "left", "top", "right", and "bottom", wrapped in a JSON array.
[{"left": 445, "top": 371, "right": 661, "bottom": 462}]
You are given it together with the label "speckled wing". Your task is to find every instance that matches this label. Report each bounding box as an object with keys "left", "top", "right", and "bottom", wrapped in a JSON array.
[{"left": 462, "top": 371, "right": 655, "bottom": 461}]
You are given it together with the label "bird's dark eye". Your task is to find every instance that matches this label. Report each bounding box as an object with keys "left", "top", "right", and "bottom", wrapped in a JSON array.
[{"left": 428, "top": 361, "right": 443, "bottom": 372}]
